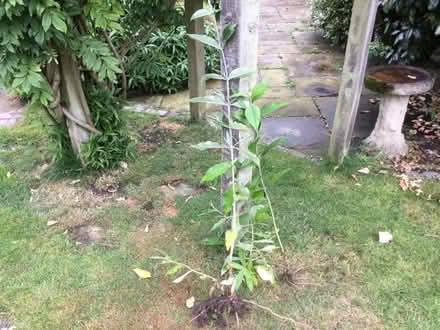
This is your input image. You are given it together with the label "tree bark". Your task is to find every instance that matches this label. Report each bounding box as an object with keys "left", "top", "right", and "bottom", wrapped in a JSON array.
[
  {"left": 58, "top": 50, "right": 96, "bottom": 158},
  {"left": 220, "top": 0, "right": 241, "bottom": 194}
]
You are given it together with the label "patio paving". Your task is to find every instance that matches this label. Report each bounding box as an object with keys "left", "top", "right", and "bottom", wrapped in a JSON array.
[{"left": 258, "top": 0, "right": 378, "bottom": 157}]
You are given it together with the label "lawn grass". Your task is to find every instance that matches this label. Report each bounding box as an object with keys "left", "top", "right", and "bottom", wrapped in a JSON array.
[{"left": 0, "top": 108, "right": 439, "bottom": 329}]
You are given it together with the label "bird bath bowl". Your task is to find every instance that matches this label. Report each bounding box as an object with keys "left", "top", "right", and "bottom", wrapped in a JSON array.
[{"left": 363, "top": 65, "right": 435, "bottom": 156}]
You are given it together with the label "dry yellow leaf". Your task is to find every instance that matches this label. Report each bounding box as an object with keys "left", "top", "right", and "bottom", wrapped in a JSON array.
[{"left": 133, "top": 268, "right": 151, "bottom": 279}]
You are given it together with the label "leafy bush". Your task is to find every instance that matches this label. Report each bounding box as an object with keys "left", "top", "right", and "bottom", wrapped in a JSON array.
[
  {"left": 377, "top": 0, "right": 440, "bottom": 63},
  {"left": 312, "top": 0, "right": 440, "bottom": 64},
  {"left": 81, "top": 88, "right": 135, "bottom": 169},
  {"left": 125, "top": 24, "right": 220, "bottom": 94},
  {"left": 50, "top": 88, "right": 135, "bottom": 170},
  {"left": 311, "top": 0, "right": 353, "bottom": 47}
]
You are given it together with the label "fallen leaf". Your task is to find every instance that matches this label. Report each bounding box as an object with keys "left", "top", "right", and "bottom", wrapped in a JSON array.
[
  {"left": 133, "top": 268, "right": 151, "bottom": 279},
  {"left": 120, "top": 161, "right": 128, "bottom": 169},
  {"left": 357, "top": 168, "right": 370, "bottom": 175},
  {"left": 407, "top": 75, "right": 417, "bottom": 80},
  {"left": 70, "top": 179, "right": 80, "bottom": 185},
  {"left": 47, "top": 221, "right": 58, "bottom": 227},
  {"left": 351, "top": 174, "right": 359, "bottom": 182},
  {"left": 256, "top": 266, "right": 275, "bottom": 284},
  {"left": 144, "top": 224, "right": 150, "bottom": 233},
  {"left": 186, "top": 296, "right": 195, "bottom": 309},
  {"left": 6, "top": 171, "right": 11, "bottom": 178},
  {"left": 378, "top": 232, "right": 392, "bottom": 244},
  {"left": 399, "top": 177, "right": 409, "bottom": 191},
  {"left": 378, "top": 170, "right": 388, "bottom": 175}
]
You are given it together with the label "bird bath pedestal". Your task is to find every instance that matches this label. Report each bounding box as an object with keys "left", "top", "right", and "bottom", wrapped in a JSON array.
[{"left": 363, "top": 65, "right": 435, "bottom": 156}]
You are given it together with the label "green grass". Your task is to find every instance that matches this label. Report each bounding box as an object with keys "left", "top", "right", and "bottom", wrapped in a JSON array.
[{"left": 1, "top": 108, "right": 440, "bottom": 329}]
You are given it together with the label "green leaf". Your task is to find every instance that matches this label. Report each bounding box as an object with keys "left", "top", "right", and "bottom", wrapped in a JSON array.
[
  {"left": 190, "top": 95, "right": 227, "bottom": 106},
  {"left": 229, "top": 67, "right": 255, "bottom": 80},
  {"left": 188, "top": 34, "right": 221, "bottom": 50},
  {"left": 268, "top": 168, "right": 291, "bottom": 185},
  {"left": 191, "top": 8, "right": 214, "bottom": 21},
  {"left": 205, "top": 73, "right": 225, "bottom": 80},
  {"left": 232, "top": 270, "right": 245, "bottom": 292},
  {"left": 243, "top": 150, "right": 260, "bottom": 166},
  {"left": 42, "top": 11, "right": 51, "bottom": 31},
  {"left": 251, "top": 81, "right": 268, "bottom": 101},
  {"left": 245, "top": 104, "right": 261, "bottom": 132},
  {"left": 225, "top": 230, "right": 237, "bottom": 250},
  {"left": 223, "top": 23, "right": 237, "bottom": 43},
  {"left": 429, "top": 0, "right": 439, "bottom": 10},
  {"left": 166, "top": 264, "right": 184, "bottom": 275},
  {"left": 202, "top": 162, "right": 233, "bottom": 182},
  {"left": 223, "top": 185, "right": 233, "bottom": 214},
  {"left": 234, "top": 186, "right": 250, "bottom": 202},
  {"left": 51, "top": 12, "right": 67, "bottom": 33},
  {"left": 261, "top": 102, "right": 288, "bottom": 117},
  {"left": 249, "top": 205, "right": 266, "bottom": 221},
  {"left": 261, "top": 137, "right": 286, "bottom": 157},
  {"left": 192, "top": 141, "right": 223, "bottom": 151},
  {"left": 202, "top": 236, "right": 225, "bottom": 246}
]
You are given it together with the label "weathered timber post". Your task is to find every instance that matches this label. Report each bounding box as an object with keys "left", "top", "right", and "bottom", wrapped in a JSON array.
[
  {"left": 328, "top": 0, "right": 378, "bottom": 163},
  {"left": 221, "top": 0, "right": 260, "bottom": 189},
  {"left": 185, "top": 0, "right": 206, "bottom": 121}
]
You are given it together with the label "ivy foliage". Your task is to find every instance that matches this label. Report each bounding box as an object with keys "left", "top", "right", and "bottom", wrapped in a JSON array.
[{"left": 0, "top": 0, "right": 123, "bottom": 106}]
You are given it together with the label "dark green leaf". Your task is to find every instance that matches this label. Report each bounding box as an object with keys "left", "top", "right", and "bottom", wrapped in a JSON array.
[{"left": 202, "top": 162, "right": 233, "bottom": 182}]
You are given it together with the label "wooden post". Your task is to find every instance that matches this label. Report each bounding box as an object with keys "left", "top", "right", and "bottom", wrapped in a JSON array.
[
  {"left": 221, "top": 0, "right": 260, "bottom": 189},
  {"left": 328, "top": 0, "right": 378, "bottom": 163},
  {"left": 185, "top": 0, "right": 206, "bottom": 121}
]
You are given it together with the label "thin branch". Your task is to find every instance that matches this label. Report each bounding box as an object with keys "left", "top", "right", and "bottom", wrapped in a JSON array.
[
  {"left": 62, "top": 108, "right": 102, "bottom": 135},
  {"left": 258, "top": 165, "right": 285, "bottom": 253},
  {"left": 103, "top": 30, "right": 127, "bottom": 99},
  {"left": 242, "top": 299, "right": 299, "bottom": 325}
]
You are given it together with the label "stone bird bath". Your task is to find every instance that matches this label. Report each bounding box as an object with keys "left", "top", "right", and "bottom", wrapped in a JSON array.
[{"left": 363, "top": 65, "right": 435, "bottom": 156}]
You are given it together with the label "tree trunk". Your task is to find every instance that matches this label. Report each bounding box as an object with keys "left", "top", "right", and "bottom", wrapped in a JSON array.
[
  {"left": 220, "top": 0, "right": 241, "bottom": 194},
  {"left": 58, "top": 50, "right": 96, "bottom": 158}
]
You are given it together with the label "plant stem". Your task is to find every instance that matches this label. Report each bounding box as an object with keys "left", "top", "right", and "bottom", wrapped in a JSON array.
[{"left": 258, "top": 165, "right": 284, "bottom": 253}]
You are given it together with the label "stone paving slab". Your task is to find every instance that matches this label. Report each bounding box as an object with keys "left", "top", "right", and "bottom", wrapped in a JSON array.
[
  {"left": 284, "top": 54, "right": 343, "bottom": 78},
  {"left": 295, "top": 77, "right": 340, "bottom": 97},
  {"left": 260, "top": 69, "right": 289, "bottom": 88},
  {"left": 262, "top": 86, "right": 296, "bottom": 99},
  {"left": 259, "top": 97, "right": 319, "bottom": 118},
  {"left": 315, "top": 95, "right": 380, "bottom": 139},
  {"left": 261, "top": 117, "right": 330, "bottom": 151}
]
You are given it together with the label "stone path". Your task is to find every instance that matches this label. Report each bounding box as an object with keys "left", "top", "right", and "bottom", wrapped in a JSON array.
[{"left": 258, "top": 0, "right": 379, "bottom": 156}]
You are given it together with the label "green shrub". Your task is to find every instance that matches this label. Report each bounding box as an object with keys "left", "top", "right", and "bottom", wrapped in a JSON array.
[
  {"left": 81, "top": 88, "right": 135, "bottom": 169},
  {"left": 312, "top": 0, "right": 440, "bottom": 64},
  {"left": 50, "top": 88, "right": 135, "bottom": 170},
  {"left": 377, "top": 0, "right": 440, "bottom": 64},
  {"left": 125, "top": 24, "right": 220, "bottom": 94},
  {"left": 311, "top": 0, "right": 353, "bottom": 47}
]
